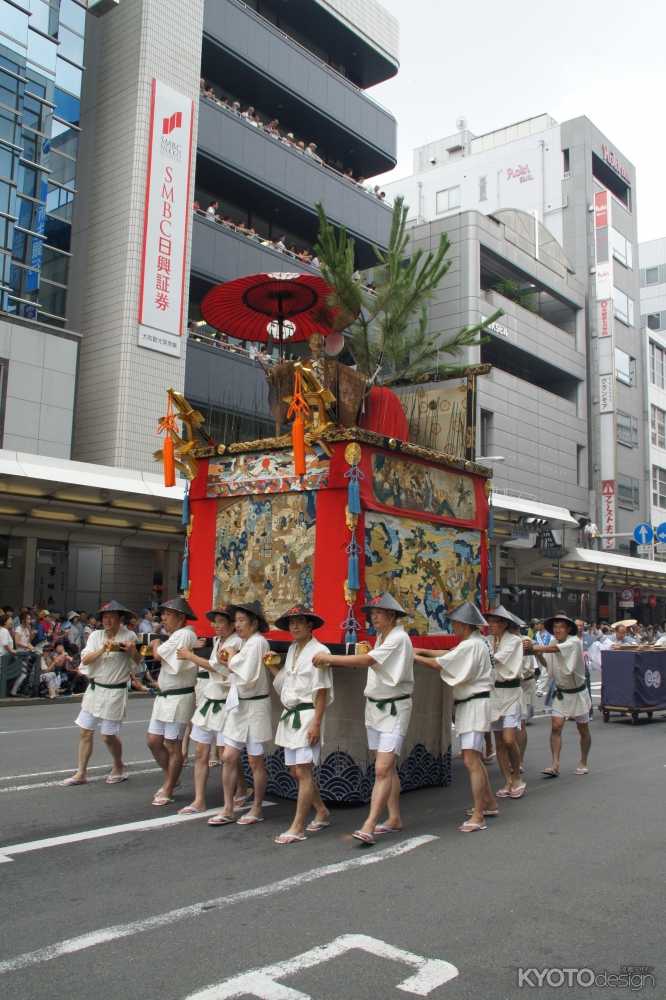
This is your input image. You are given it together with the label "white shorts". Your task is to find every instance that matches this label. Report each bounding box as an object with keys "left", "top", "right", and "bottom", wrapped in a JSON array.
[
  {"left": 551, "top": 709, "right": 591, "bottom": 724},
  {"left": 191, "top": 724, "right": 225, "bottom": 747},
  {"left": 222, "top": 735, "right": 265, "bottom": 757},
  {"left": 367, "top": 726, "right": 404, "bottom": 755},
  {"left": 148, "top": 719, "right": 187, "bottom": 741},
  {"left": 491, "top": 707, "right": 522, "bottom": 732},
  {"left": 284, "top": 744, "right": 320, "bottom": 766},
  {"left": 76, "top": 709, "right": 122, "bottom": 737},
  {"left": 459, "top": 731, "right": 485, "bottom": 752}
]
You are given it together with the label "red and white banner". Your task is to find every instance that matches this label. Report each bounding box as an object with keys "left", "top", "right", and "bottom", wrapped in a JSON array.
[
  {"left": 138, "top": 79, "right": 194, "bottom": 357},
  {"left": 594, "top": 190, "right": 608, "bottom": 229}
]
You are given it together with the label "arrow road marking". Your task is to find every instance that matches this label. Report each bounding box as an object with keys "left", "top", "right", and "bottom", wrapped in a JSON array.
[
  {"left": 182, "top": 934, "right": 459, "bottom": 999},
  {"left": 0, "top": 837, "right": 438, "bottom": 975}
]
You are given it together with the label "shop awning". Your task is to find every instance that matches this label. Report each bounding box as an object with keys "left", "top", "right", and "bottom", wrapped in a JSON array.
[
  {"left": 491, "top": 493, "right": 578, "bottom": 525},
  {"left": 563, "top": 547, "right": 666, "bottom": 578}
]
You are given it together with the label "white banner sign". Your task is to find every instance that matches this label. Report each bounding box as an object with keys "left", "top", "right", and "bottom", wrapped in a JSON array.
[
  {"left": 599, "top": 373, "right": 614, "bottom": 413},
  {"left": 138, "top": 79, "right": 194, "bottom": 356},
  {"left": 601, "top": 480, "right": 615, "bottom": 552}
]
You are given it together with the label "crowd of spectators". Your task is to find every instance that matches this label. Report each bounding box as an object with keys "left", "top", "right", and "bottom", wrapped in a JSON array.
[
  {"left": 193, "top": 199, "right": 321, "bottom": 268},
  {"left": 199, "top": 78, "right": 387, "bottom": 201},
  {"left": 0, "top": 606, "right": 170, "bottom": 699}
]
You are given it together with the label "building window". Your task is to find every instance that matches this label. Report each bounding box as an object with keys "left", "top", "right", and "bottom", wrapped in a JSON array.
[
  {"left": 562, "top": 148, "right": 570, "bottom": 175},
  {"left": 650, "top": 341, "right": 665, "bottom": 389},
  {"left": 478, "top": 175, "right": 487, "bottom": 202},
  {"left": 611, "top": 229, "right": 633, "bottom": 269},
  {"left": 616, "top": 410, "right": 639, "bottom": 448},
  {"left": 617, "top": 475, "right": 640, "bottom": 511},
  {"left": 612, "top": 286, "right": 634, "bottom": 326},
  {"left": 644, "top": 266, "right": 660, "bottom": 285},
  {"left": 651, "top": 405, "right": 666, "bottom": 449},
  {"left": 615, "top": 347, "right": 635, "bottom": 386},
  {"left": 652, "top": 466, "right": 666, "bottom": 509},
  {"left": 576, "top": 444, "right": 585, "bottom": 486},
  {"left": 479, "top": 409, "right": 493, "bottom": 456},
  {"left": 436, "top": 186, "right": 460, "bottom": 214}
]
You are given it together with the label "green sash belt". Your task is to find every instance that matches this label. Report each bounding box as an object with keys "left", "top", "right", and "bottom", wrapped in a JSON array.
[
  {"left": 494, "top": 678, "right": 521, "bottom": 689},
  {"left": 89, "top": 679, "right": 128, "bottom": 690},
  {"left": 280, "top": 702, "right": 314, "bottom": 730},
  {"left": 197, "top": 671, "right": 210, "bottom": 680},
  {"left": 367, "top": 694, "right": 411, "bottom": 716},
  {"left": 201, "top": 697, "right": 226, "bottom": 715},
  {"left": 155, "top": 686, "right": 195, "bottom": 697},
  {"left": 454, "top": 690, "right": 490, "bottom": 706},
  {"left": 239, "top": 694, "right": 269, "bottom": 701},
  {"left": 555, "top": 682, "right": 587, "bottom": 700}
]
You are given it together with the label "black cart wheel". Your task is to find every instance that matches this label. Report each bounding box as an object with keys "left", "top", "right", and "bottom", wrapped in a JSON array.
[
  {"left": 631, "top": 712, "right": 639, "bottom": 725},
  {"left": 647, "top": 712, "right": 654, "bottom": 721},
  {"left": 602, "top": 710, "right": 610, "bottom": 723}
]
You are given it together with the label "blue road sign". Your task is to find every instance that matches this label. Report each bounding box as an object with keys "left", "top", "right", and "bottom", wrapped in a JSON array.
[
  {"left": 633, "top": 522, "right": 654, "bottom": 545},
  {"left": 656, "top": 522, "right": 666, "bottom": 543}
]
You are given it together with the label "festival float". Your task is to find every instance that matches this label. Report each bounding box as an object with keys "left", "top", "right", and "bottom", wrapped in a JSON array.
[{"left": 156, "top": 270, "right": 492, "bottom": 803}]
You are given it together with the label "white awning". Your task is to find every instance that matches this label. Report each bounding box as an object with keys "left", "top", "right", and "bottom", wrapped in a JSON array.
[
  {"left": 491, "top": 493, "right": 578, "bottom": 525},
  {"left": 0, "top": 451, "right": 184, "bottom": 500},
  {"left": 563, "top": 547, "right": 666, "bottom": 577}
]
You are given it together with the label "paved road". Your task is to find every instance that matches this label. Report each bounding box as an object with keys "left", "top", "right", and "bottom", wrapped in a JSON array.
[{"left": 0, "top": 696, "right": 663, "bottom": 999}]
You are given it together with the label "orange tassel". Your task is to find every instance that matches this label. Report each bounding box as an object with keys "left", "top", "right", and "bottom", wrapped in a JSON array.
[
  {"left": 286, "top": 368, "right": 310, "bottom": 477},
  {"left": 292, "top": 413, "right": 306, "bottom": 476},
  {"left": 163, "top": 435, "right": 176, "bottom": 487}
]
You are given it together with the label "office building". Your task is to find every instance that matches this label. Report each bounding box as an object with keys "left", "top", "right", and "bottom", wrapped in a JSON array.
[
  {"left": 0, "top": 0, "right": 398, "bottom": 609},
  {"left": 386, "top": 115, "right": 666, "bottom": 620},
  {"left": 640, "top": 238, "right": 666, "bottom": 543}
]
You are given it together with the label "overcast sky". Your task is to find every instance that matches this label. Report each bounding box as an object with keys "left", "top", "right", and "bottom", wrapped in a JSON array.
[{"left": 368, "top": 0, "right": 665, "bottom": 244}]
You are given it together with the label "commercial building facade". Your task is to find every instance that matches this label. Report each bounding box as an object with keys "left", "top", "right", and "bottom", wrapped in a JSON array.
[
  {"left": 0, "top": 0, "right": 398, "bottom": 610},
  {"left": 640, "top": 238, "right": 666, "bottom": 544},
  {"left": 386, "top": 115, "right": 666, "bottom": 621}
]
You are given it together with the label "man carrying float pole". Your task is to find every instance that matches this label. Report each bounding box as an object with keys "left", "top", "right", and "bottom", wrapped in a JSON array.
[
  {"left": 313, "top": 593, "right": 414, "bottom": 846},
  {"left": 269, "top": 605, "right": 334, "bottom": 845},
  {"left": 415, "top": 602, "right": 497, "bottom": 833},
  {"left": 147, "top": 597, "right": 198, "bottom": 806},
  {"left": 525, "top": 612, "right": 592, "bottom": 778}
]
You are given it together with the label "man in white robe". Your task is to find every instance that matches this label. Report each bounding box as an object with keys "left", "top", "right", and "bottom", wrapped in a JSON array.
[
  {"left": 175, "top": 606, "right": 242, "bottom": 814},
  {"left": 269, "top": 605, "right": 334, "bottom": 844},
  {"left": 313, "top": 593, "right": 413, "bottom": 846},
  {"left": 525, "top": 612, "right": 592, "bottom": 777},
  {"left": 61, "top": 600, "right": 139, "bottom": 786},
  {"left": 210, "top": 601, "right": 272, "bottom": 827},
  {"left": 147, "top": 597, "right": 198, "bottom": 806},
  {"left": 415, "top": 602, "right": 497, "bottom": 832},
  {"left": 486, "top": 606, "right": 526, "bottom": 799}
]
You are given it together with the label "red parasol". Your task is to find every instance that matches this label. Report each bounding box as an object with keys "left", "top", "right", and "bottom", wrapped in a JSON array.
[{"left": 201, "top": 272, "right": 339, "bottom": 356}]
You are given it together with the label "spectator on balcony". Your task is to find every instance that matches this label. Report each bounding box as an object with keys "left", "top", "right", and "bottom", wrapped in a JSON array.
[
  {"left": 266, "top": 118, "right": 280, "bottom": 137},
  {"left": 283, "top": 131, "right": 295, "bottom": 145},
  {"left": 206, "top": 201, "right": 219, "bottom": 220},
  {"left": 242, "top": 106, "right": 259, "bottom": 127},
  {"left": 274, "top": 235, "right": 287, "bottom": 252},
  {"left": 305, "top": 142, "right": 322, "bottom": 163},
  {"left": 295, "top": 140, "right": 306, "bottom": 152},
  {"left": 231, "top": 100, "right": 241, "bottom": 114}
]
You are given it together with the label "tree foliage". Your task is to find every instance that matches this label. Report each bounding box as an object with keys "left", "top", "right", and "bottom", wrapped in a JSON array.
[{"left": 314, "top": 196, "right": 501, "bottom": 385}]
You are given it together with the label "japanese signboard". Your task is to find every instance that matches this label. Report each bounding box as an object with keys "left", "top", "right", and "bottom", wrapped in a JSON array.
[
  {"left": 138, "top": 79, "right": 194, "bottom": 357},
  {"left": 601, "top": 479, "right": 615, "bottom": 552}
]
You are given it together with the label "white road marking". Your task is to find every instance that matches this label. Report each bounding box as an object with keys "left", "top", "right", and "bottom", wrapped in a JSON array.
[
  {"left": 183, "top": 933, "right": 459, "bottom": 999},
  {"left": 0, "top": 836, "right": 437, "bottom": 975},
  {"left": 0, "top": 802, "right": 276, "bottom": 863},
  {"left": 0, "top": 766, "right": 161, "bottom": 794},
  {"left": 0, "top": 719, "right": 149, "bottom": 736},
  {"left": 0, "top": 759, "right": 155, "bottom": 782}
]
